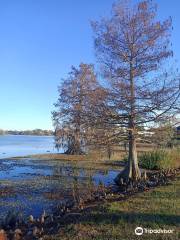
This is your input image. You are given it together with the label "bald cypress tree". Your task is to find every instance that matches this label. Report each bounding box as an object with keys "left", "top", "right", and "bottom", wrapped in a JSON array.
[
  {"left": 53, "top": 63, "right": 99, "bottom": 154},
  {"left": 92, "top": 0, "right": 180, "bottom": 183}
]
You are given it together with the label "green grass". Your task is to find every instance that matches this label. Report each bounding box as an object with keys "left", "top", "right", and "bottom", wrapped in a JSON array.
[
  {"left": 139, "top": 148, "right": 180, "bottom": 170},
  {"left": 44, "top": 176, "right": 180, "bottom": 240}
]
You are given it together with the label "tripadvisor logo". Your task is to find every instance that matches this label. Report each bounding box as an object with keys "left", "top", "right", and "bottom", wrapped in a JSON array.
[
  {"left": 135, "top": 227, "right": 143, "bottom": 235},
  {"left": 135, "top": 227, "right": 174, "bottom": 235}
]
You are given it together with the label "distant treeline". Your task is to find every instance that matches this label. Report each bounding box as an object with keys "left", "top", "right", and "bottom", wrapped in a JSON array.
[{"left": 0, "top": 129, "right": 54, "bottom": 136}]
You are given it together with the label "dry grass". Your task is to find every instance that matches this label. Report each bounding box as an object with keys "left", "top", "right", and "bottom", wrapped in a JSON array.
[
  {"left": 24, "top": 150, "right": 126, "bottom": 162},
  {"left": 25, "top": 147, "right": 179, "bottom": 169},
  {"left": 19, "top": 153, "right": 87, "bottom": 161}
]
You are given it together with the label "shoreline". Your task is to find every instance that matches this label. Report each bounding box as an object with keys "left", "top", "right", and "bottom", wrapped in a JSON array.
[
  {"left": 0, "top": 151, "right": 179, "bottom": 239},
  {"left": 0, "top": 153, "right": 87, "bottom": 162},
  {"left": 0, "top": 168, "right": 179, "bottom": 239}
]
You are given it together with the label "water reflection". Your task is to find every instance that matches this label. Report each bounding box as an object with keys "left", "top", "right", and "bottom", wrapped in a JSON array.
[{"left": 0, "top": 158, "right": 119, "bottom": 219}]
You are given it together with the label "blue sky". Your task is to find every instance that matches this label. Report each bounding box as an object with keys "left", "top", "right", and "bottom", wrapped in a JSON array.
[{"left": 0, "top": 0, "right": 180, "bottom": 130}]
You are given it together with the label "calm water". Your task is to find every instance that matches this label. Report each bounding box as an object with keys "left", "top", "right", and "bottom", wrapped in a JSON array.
[
  {"left": 0, "top": 135, "right": 119, "bottom": 219},
  {"left": 0, "top": 158, "right": 119, "bottom": 218},
  {"left": 0, "top": 135, "right": 59, "bottom": 159}
]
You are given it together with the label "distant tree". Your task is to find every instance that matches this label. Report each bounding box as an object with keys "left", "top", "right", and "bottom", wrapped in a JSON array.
[
  {"left": 6, "top": 129, "right": 53, "bottom": 136},
  {"left": 150, "top": 123, "right": 174, "bottom": 148},
  {"left": 92, "top": 0, "right": 180, "bottom": 183},
  {"left": 53, "top": 63, "right": 99, "bottom": 154},
  {"left": 0, "top": 129, "right": 5, "bottom": 135},
  {"left": 149, "top": 118, "right": 180, "bottom": 148}
]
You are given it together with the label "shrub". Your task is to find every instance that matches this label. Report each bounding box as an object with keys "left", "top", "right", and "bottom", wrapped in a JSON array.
[{"left": 139, "top": 148, "right": 180, "bottom": 170}]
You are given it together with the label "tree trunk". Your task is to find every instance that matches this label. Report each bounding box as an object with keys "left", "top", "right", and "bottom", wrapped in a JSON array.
[
  {"left": 114, "top": 60, "right": 141, "bottom": 185},
  {"left": 65, "top": 133, "right": 84, "bottom": 155},
  {"left": 126, "top": 127, "right": 141, "bottom": 180},
  {"left": 114, "top": 127, "right": 141, "bottom": 185}
]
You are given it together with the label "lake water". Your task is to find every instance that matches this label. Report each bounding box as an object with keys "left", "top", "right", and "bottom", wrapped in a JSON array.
[
  {"left": 0, "top": 135, "right": 119, "bottom": 219},
  {"left": 0, "top": 158, "right": 119, "bottom": 219},
  {"left": 0, "top": 135, "right": 59, "bottom": 159}
]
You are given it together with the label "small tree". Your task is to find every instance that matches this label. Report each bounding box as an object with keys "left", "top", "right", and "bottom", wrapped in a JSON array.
[
  {"left": 92, "top": 0, "right": 180, "bottom": 183},
  {"left": 53, "top": 63, "right": 99, "bottom": 154}
]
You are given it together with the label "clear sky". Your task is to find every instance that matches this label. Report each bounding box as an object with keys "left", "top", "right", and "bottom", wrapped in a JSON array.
[{"left": 0, "top": 0, "right": 180, "bottom": 130}]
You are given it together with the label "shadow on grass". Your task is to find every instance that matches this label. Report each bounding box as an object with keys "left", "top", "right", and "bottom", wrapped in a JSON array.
[{"left": 64, "top": 209, "right": 180, "bottom": 227}]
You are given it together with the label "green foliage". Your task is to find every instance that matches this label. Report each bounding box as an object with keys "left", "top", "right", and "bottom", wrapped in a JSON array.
[{"left": 139, "top": 148, "right": 180, "bottom": 170}]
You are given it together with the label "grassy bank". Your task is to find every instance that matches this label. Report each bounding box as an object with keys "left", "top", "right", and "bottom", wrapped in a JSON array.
[
  {"left": 25, "top": 147, "right": 180, "bottom": 170},
  {"left": 44, "top": 176, "right": 180, "bottom": 240},
  {"left": 1, "top": 150, "right": 179, "bottom": 239},
  {"left": 25, "top": 150, "right": 125, "bottom": 162}
]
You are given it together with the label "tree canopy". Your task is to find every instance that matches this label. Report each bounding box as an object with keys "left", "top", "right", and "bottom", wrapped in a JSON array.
[{"left": 53, "top": 0, "right": 180, "bottom": 184}]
